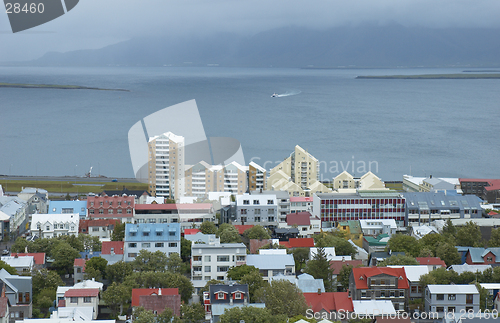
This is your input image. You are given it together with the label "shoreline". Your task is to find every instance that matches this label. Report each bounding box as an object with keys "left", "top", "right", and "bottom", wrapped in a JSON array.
[
  {"left": 356, "top": 74, "right": 500, "bottom": 79},
  {"left": 0, "top": 82, "right": 129, "bottom": 91}
]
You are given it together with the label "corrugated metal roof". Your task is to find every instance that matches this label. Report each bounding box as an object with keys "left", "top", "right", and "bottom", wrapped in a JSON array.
[
  {"left": 427, "top": 284, "right": 478, "bottom": 294},
  {"left": 246, "top": 254, "right": 294, "bottom": 270}
]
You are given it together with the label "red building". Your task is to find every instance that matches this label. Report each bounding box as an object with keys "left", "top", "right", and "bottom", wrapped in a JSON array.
[
  {"left": 132, "top": 288, "right": 180, "bottom": 317},
  {"left": 87, "top": 194, "right": 134, "bottom": 219}
]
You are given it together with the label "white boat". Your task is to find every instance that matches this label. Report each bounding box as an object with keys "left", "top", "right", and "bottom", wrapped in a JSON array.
[{"left": 271, "top": 93, "right": 278, "bottom": 97}]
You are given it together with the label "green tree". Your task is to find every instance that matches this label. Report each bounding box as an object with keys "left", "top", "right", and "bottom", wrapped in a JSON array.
[
  {"left": 132, "top": 307, "right": 156, "bottom": 323},
  {"left": 51, "top": 242, "right": 81, "bottom": 274},
  {"left": 11, "top": 237, "right": 30, "bottom": 253},
  {"left": 217, "top": 224, "right": 242, "bottom": 243},
  {"left": 85, "top": 257, "right": 108, "bottom": 280},
  {"left": 386, "top": 234, "right": 420, "bottom": 257},
  {"left": 32, "top": 269, "right": 64, "bottom": 300},
  {"left": 377, "top": 254, "right": 419, "bottom": 266},
  {"left": 219, "top": 306, "right": 283, "bottom": 323},
  {"left": 442, "top": 219, "right": 456, "bottom": 237},
  {"left": 244, "top": 225, "right": 271, "bottom": 240},
  {"left": 84, "top": 266, "right": 102, "bottom": 281},
  {"left": 456, "top": 221, "right": 482, "bottom": 247},
  {"left": 58, "top": 235, "right": 84, "bottom": 252},
  {"left": 304, "top": 247, "right": 335, "bottom": 291},
  {"left": 78, "top": 235, "right": 102, "bottom": 252},
  {"left": 111, "top": 222, "right": 125, "bottom": 241},
  {"left": 435, "top": 242, "right": 461, "bottom": 267},
  {"left": 132, "top": 249, "right": 168, "bottom": 272},
  {"left": 180, "top": 237, "right": 192, "bottom": 262},
  {"left": 418, "top": 247, "right": 434, "bottom": 257},
  {"left": 180, "top": 303, "right": 205, "bottom": 323},
  {"left": 157, "top": 308, "right": 176, "bottom": 323},
  {"left": 337, "top": 265, "right": 353, "bottom": 292},
  {"left": 106, "top": 261, "right": 133, "bottom": 284},
  {"left": 314, "top": 232, "right": 356, "bottom": 257},
  {"left": 227, "top": 265, "right": 260, "bottom": 280},
  {"left": 289, "top": 315, "right": 317, "bottom": 323},
  {"left": 254, "top": 280, "right": 308, "bottom": 317},
  {"left": 166, "top": 252, "right": 183, "bottom": 274},
  {"left": 101, "top": 282, "right": 130, "bottom": 317},
  {"left": 199, "top": 221, "right": 217, "bottom": 234},
  {"left": 292, "top": 247, "right": 310, "bottom": 272},
  {"left": 488, "top": 227, "right": 500, "bottom": 247},
  {"left": 0, "top": 260, "right": 17, "bottom": 275},
  {"left": 239, "top": 271, "right": 268, "bottom": 302}
]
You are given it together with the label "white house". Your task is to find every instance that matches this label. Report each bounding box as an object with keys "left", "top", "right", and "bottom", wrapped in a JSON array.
[
  {"left": 246, "top": 253, "right": 295, "bottom": 281},
  {"left": 0, "top": 256, "right": 34, "bottom": 275},
  {"left": 30, "top": 214, "right": 79, "bottom": 238},
  {"left": 63, "top": 288, "right": 100, "bottom": 319},
  {"left": 411, "top": 225, "right": 440, "bottom": 240},
  {"left": 359, "top": 219, "right": 397, "bottom": 237},
  {"left": 424, "top": 285, "right": 479, "bottom": 319}
]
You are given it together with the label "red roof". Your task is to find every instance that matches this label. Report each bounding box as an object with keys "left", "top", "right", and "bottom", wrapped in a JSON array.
[
  {"left": 279, "top": 241, "right": 291, "bottom": 248},
  {"left": 183, "top": 229, "right": 201, "bottom": 235},
  {"left": 352, "top": 267, "right": 409, "bottom": 290},
  {"left": 135, "top": 203, "right": 212, "bottom": 211},
  {"left": 303, "top": 292, "right": 353, "bottom": 313},
  {"left": 332, "top": 292, "right": 354, "bottom": 312},
  {"left": 58, "top": 299, "right": 66, "bottom": 308},
  {"left": 286, "top": 212, "right": 312, "bottom": 226},
  {"left": 132, "top": 288, "right": 179, "bottom": 307},
  {"left": 10, "top": 253, "right": 45, "bottom": 265},
  {"left": 488, "top": 211, "right": 499, "bottom": 216},
  {"left": 416, "top": 257, "right": 446, "bottom": 267},
  {"left": 234, "top": 225, "right": 254, "bottom": 235},
  {"left": 288, "top": 238, "right": 315, "bottom": 248},
  {"left": 290, "top": 197, "right": 313, "bottom": 203},
  {"left": 80, "top": 219, "right": 120, "bottom": 233},
  {"left": 74, "top": 258, "right": 87, "bottom": 271},
  {"left": 330, "top": 259, "right": 363, "bottom": 275},
  {"left": 64, "top": 288, "right": 99, "bottom": 297},
  {"left": 460, "top": 179, "right": 500, "bottom": 191},
  {"left": 101, "top": 241, "right": 124, "bottom": 255}
]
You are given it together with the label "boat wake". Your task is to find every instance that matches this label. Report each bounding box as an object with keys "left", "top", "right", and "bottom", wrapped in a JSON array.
[{"left": 271, "top": 90, "right": 301, "bottom": 98}]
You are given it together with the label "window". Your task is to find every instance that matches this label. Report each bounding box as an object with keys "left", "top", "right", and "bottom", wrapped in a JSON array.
[
  {"left": 269, "top": 217, "right": 274, "bottom": 222},
  {"left": 466, "top": 294, "right": 473, "bottom": 304},
  {"left": 487, "top": 256, "right": 493, "bottom": 262},
  {"left": 46, "top": 226, "right": 50, "bottom": 231},
  {"left": 448, "top": 307, "right": 455, "bottom": 313},
  {"left": 236, "top": 256, "right": 245, "bottom": 261},
  {"left": 127, "top": 209, "right": 132, "bottom": 214},
  {"left": 92, "top": 227, "right": 99, "bottom": 232},
  {"left": 169, "top": 242, "right": 177, "bottom": 247},
  {"left": 108, "top": 209, "right": 114, "bottom": 214},
  {"left": 89, "top": 209, "right": 94, "bottom": 214},
  {"left": 130, "top": 232, "right": 136, "bottom": 236},
  {"left": 253, "top": 200, "right": 260, "bottom": 205},
  {"left": 117, "top": 209, "right": 122, "bottom": 214},
  {"left": 241, "top": 209, "right": 247, "bottom": 215},
  {"left": 205, "top": 266, "right": 211, "bottom": 272},
  {"left": 243, "top": 200, "right": 249, "bottom": 205},
  {"left": 448, "top": 294, "right": 456, "bottom": 301},
  {"left": 169, "top": 231, "right": 175, "bottom": 236},
  {"left": 142, "top": 243, "right": 151, "bottom": 248},
  {"left": 436, "top": 307, "right": 444, "bottom": 313},
  {"left": 59, "top": 224, "right": 64, "bottom": 229},
  {"left": 205, "top": 256, "right": 211, "bottom": 262},
  {"left": 77, "top": 268, "right": 82, "bottom": 273},
  {"left": 84, "top": 297, "right": 91, "bottom": 303},
  {"left": 255, "top": 217, "right": 260, "bottom": 222},
  {"left": 155, "top": 243, "right": 164, "bottom": 247},
  {"left": 268, "top": 209, "right": 274, "bottom": 214},
  {"left": 466, "top": 307, "right": 473, "bottom": 312},
  {"left": 193, "top": 256, "right": 202, "bottom": 261},
  {"left": 217, "top": 276, "right": 224, "bottom": 280},
  {"left": 234, "top": 292, "right": 242, "bottom": 299},
  {"left": 217, "top": 292, "right": 225, "bottom": 299},
  {"left": 193, "top": 266, "right": 202, "bottom": 272},
  {"left": 217, "top": 255, "right": 229, "bottom": 262},
  {"left": 267, "top": 200, "right": 273, "bottom": 205},
  {"left": 436, "top": 294, "right": 444, "bottom": 300},
  {"left": 128, "top": 243, "right": 137, "bottom": 248},
  {"left": 254, "top": 209, "right": 261, "bottom": 215},
  {"left": 128, "top": 253, "right": 137, "bottom": 257},
  {"left": 71, "top": 297, "right": 78, "bottom": 303},
  {"left": 156, "top": 232, "right": 162, "bottom": 236},
  {"left": 217, "top": 266, "right": 229, "bottom": 272},
  {"left": 143, "top": 232, "right": 149, "bottom": 236},
  {"left": 99, "top": 209, "right": 103, "bottom": 214}
]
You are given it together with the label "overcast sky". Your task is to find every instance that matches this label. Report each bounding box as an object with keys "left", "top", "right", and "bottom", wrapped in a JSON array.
[{"left": 1, "top": 0, "right": 500, "bottom": 61}]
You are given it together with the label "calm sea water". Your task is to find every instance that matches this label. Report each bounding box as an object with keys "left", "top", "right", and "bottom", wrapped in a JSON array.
[{"left": 0, "top": 66, "right": 499, "bottom": 181}]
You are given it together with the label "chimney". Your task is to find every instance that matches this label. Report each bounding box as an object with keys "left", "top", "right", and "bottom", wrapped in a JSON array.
[
  {"left": 342, "top": 256, "right": 345, "bottom": 262},
  {"left": 318, "top": 288, "right": 321, "bottom": 295},
  {"left": 430, "top": 175, "right": 432, "bottom": 179},
  {"left": 159, "top": 288, "right": 162, "bottom": 296},
  {"left": 1, "top": 284, "right": 5, "bottom": 297}
]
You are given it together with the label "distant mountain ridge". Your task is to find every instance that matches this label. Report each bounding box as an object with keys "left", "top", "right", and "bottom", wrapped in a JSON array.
[{"left": 27, "top": 25, "right": 500, "bottom": 67}]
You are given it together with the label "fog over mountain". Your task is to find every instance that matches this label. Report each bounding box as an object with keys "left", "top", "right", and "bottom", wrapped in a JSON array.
[{"left": 27, "top": 25, "right": 500, "bottom": 68}]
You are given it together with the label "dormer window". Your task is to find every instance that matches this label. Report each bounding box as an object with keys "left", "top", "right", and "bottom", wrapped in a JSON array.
[
  {"left": 399, "top": 276, "right": 403, "bottom": 280},
  {"left": 359, "top": 276, "right": 364, "bottom": 280},
  {"left": 234, "top": 292, "right": 242, "bottom": 299},
  {"left": 217, "top": 292, "right": 225, "bottom": 300}
]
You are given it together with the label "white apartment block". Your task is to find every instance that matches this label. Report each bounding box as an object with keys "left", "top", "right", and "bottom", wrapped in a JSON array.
[
  {"left": 148, "top": 132, "right": 185, "bottom": 199},
  {"left": 123, "top": 223, "right": 181, "bottom": 262},
  {"left": 290, "top": 196, "right": 313, "bottom": 213},
  {"left": 359, "top": 219, "right": 397, "bottom": 237},
  {"left": 184, "top": 161, "right": 267, "bottom": 198},
  {"left": 190, "top": 242, "right": 247, "bottom": 291},
  {"left": 30, "top": 214, "right": 79, "bottom": 238},
  {"left": 234, "top": 194, "right": 278, "bottom": 225}
]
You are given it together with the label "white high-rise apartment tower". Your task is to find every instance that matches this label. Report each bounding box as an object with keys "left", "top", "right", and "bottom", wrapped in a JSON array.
[{"left": 148, "top": 132, "right": 185, "bottom": 199}]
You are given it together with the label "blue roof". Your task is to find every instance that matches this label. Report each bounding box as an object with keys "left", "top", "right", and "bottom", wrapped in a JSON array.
[
  {"left": 467, "top": 248, "right": 500, "bottom": 263},
  {"left": 297, "top": 273, "right": 325, "bottom": 293},
  {"left": 125, "top": 223, "right": 180, "bottom": 242}
]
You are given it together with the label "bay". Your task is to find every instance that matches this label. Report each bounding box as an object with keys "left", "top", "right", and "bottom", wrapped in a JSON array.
[{"left": 0, "top": 66, "right": 498, "bottom": 182}]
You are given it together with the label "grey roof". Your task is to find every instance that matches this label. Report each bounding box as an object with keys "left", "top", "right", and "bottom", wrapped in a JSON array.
[
  {"left": 297, "top": 273, "right": 325, "bottom": 293},
  {"left": 209, "top": 284, "right": 249, "bottom": 297},
  {"left": 246, "top": 254, "right": 294, "bottom": 270},
  {"left": 449, "top": 264, "right": 492, "bottom": 275},
  {"left": 403, "top": 192, "right": 483, "bottom": 212},
  {"left": 194, "top": 243, "right": 246, "bottom": 249},
  {"left": 268, "top": 273, "right": 297, "bottom": 284},
  {"left": 274, "top": 228, "right": 299, "bottom": 234},
  {"left": 427, "top": 284, "right": 478, "bottom": 294},
  {"left": 251, "top": 190, "right": 290, "bottom": 199}
]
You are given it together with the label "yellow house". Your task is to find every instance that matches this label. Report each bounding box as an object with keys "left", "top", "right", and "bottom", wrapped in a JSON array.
[{"left": 336, "top": 220, "right": 363, "bottom": 247}]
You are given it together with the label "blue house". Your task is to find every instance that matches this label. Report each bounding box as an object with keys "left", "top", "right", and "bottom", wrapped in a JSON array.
[
  {"left": 48, "top": 201, "right": 87, "bottom": 219},
  {"left": 123, "top": 223, "right": 181, "bottom": 262}
]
